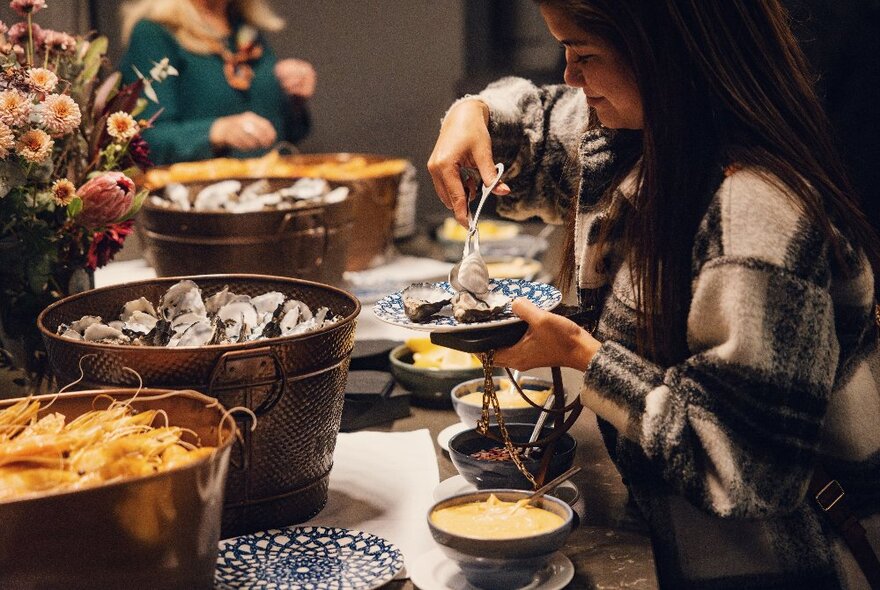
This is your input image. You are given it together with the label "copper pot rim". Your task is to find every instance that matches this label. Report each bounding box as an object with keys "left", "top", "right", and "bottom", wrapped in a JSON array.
[
  {"left": 0, "top": 387, "right": 236, "bottom": 507},
  {"left": 141, "top": 176, "right": 347, "bottom": 217},
  {"left": 36, "top": 273, "right": 361, "bottom": 353}
]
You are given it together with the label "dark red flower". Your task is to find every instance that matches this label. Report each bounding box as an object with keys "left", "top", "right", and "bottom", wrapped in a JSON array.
[
  {"left": 86, "top": 220, "right": 134, "bottom": 270},
  {"left": 124, "top": 134, "right": 154, "bottom": 171}
]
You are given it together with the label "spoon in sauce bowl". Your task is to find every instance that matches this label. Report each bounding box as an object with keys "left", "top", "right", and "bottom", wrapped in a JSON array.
[{"left": 517, "top": 465, "right": 582, "bottom": 510}]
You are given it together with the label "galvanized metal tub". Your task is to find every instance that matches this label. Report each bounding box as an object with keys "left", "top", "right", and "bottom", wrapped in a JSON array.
[
  {"left": 0, "top": 388, "right": 235, "bottom": 590},
  {"left": 37, "top": 274, "right": 360, "bottom": 538}
]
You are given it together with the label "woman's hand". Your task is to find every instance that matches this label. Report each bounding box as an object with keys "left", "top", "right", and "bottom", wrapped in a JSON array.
[
  {"left": 274, "top": 59, "right": 317, "bottom": 98},
  {"left": 427, "top": 99, "right": 510, "bottom": 226},
  {"left": 209, "top": 111, "right": 277, "bottom": 151},
  {"left": 494, "top": 299, "right": 600, "bottom": 372}
]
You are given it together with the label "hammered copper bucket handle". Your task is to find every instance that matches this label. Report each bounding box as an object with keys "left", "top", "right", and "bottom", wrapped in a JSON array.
[{"left": 208, "top": 346, "right": 288, "bottom": 471}]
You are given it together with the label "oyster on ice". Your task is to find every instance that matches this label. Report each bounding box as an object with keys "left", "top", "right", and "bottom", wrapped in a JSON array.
[{"left": 401, "top": 283, "right": 453, "bottom": 323}]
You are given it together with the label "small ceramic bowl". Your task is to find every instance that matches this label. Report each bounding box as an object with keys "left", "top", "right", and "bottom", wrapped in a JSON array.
[
  {"left": 450, "top": 375, "right": 553, "bottom": 428},
  {"left": 448, "top": 424, "right": 577, "bottom": 490},
  {"left": 388, "top": 344, "right": 499, "bottom": 407},
  {"left": 427, "top": 489, "right": 574, "bottom": 590}
]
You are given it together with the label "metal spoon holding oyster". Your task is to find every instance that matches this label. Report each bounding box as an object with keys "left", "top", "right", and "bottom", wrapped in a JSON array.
[{"left": 400, "top": 163, "right": 510, "bottom": 325}]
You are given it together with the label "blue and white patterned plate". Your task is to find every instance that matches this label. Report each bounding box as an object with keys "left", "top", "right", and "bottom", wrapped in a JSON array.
[
  {"left": 215, "top": 526, "right": 403, "bottom": 590},
  {"left": 372, "top": 278, "right": 562, "bottom": 333}
]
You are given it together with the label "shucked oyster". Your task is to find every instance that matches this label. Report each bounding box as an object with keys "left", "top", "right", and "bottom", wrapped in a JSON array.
[
  {"left": 402, "top": 283, "right": 452, "bottom": 323},
  {"left": 57, "top": 280, "right": 339, "bottom": 347},
  {"left": 452, "top": 290, "right": 511, "bottom": 323}
]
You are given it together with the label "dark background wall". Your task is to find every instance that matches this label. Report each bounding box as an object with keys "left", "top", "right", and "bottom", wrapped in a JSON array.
[{"left": 2, "top": 1, "right": 561, "bottom": 225}]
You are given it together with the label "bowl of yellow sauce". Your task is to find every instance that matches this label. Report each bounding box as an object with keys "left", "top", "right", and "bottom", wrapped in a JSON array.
[
  {"left": 451, "top": 375, "right": 553, "bottom": 428},
  {"left": 428, "top": 490, "right": 573, "bottom": 589},
  {"left": 389, "top": 338, "right": 502, "bottom": 407}
]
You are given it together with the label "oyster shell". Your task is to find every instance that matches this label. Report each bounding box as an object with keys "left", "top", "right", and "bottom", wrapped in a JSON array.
[
  {"left": 173, "top": 319, "right": 218, "bottom": 347},
  {"left": 402, "top": 283, "right": 452, "bottom": 323},
  {"left": 450, "top": 251, "right": 490, "bottom": 295},
  {"left": 58, "top": 284, "right": 338, "bottom": 346},
  {"left": 83, "top": 323, "right": 130, "bottom": 344},
  {"left": 120, "top": 297, "right": 157, "bottom": 322},
  {"left": 217, "top": 297, "right": 259, "bottom": 342},
  {"left": 193, "top": 180, "right": 241, "bottom": 211},
  {"left": 451, "top": 290, "right": 510, "bottom": 323},
  {"left": 164, "top": 183, "right": 191, "bottom": 210},
  {"left": 159, "top": 280, "right": 206, "bottom": 321}
]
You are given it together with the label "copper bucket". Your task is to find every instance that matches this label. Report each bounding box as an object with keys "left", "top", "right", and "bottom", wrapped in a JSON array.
[
  {"left": 138, "top": 178, "right": 353, "bottom": 285},
  {"left": 142, "top": 152, "right": 408, "bottom": 272},
  {"left": 37, "top": 274, "right": 360, "bottom": 538},
  {"left": 0, "top": 388, "right": 236, "bottom": 590}
]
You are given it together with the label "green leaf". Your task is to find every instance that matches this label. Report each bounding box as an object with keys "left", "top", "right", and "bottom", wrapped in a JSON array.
[
  {"left": 77, "top": 36, "right": 109, "bottom": 85},
  {"left": 119, "top": 189, "right": 148, "bottom": 222},
  {"left": 67, "top": 197, "right": 83, "bottom": 218},
  {"left": 131, "top": 97, "right": 149, "bottom": 118}
]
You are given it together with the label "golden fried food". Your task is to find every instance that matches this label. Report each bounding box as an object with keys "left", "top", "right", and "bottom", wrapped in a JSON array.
[
  {"left": 144, "top": 150, "right": 409, "bottom": 189},
  {"left": 0, "top": 398, "right": 215, "bottom": 501}
]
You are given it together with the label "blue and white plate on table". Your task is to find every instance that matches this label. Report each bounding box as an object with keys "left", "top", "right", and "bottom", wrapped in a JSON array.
[
  {"left": 215, "top": 526, "right": 403, "bottom": 590},
  {"left": 372, "top": 279, "right": 562, "bottom": 333}
]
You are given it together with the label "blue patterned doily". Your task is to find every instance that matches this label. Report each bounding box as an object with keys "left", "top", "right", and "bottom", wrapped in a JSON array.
[
  {"left": 372, "top": 279, "right": 562, "bottom": 333},
  {"left": 215, "top": 526, "right": 403, "bottom": 590}
]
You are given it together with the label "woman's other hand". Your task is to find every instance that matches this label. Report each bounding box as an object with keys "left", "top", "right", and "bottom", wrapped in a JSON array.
[
  {"left": 209, "top": 111, "right": 277, "bottom": 151},
  {"left": 274, "top": 58, "right": 317, "bottom": 98},
  {"left": 494, "top": 298, "right": 600, "bottom": 372},
  {"left": 427, "top": 99, "right": 510, "bottom": 226}
]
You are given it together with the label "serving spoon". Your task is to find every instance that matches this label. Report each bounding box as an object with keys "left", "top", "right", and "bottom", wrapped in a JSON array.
[
  {"left": 448, "top": 163, "right": 505, "bottom": 294},
  {"left": 507, "top": 465, "right": 583, "bottom": 513}
]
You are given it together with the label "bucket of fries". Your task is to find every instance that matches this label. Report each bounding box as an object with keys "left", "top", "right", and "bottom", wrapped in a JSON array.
[{"left": 0, "top": 388, "right": 236, "bottom": 590}]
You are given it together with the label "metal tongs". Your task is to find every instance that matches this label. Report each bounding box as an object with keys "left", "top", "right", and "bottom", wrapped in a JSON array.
[{"left": 448, "top": 163, "right": 505, "bottom": 292}]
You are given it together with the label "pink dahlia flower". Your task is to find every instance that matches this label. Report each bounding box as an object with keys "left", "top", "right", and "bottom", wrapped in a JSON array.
[
  {"left": 76, "top": 172, "right": 136, "bottom": 228},
  {"left": 10, "top": 0, "right": 47, "bottom": 17}
]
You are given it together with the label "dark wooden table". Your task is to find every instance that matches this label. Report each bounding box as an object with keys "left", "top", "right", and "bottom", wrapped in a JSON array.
[{"left": 372, "top": 367, "right": 658, "bottom": 590}]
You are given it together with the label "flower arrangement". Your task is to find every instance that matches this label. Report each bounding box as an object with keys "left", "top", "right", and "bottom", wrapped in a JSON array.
[{"left": 0, "top": 0, "right": 174, "bottom": 375}]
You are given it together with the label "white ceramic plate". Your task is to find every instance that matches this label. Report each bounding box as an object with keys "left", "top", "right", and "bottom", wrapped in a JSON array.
[
  {"left": 408, "top": 547, "right": 574, "bottom": 590},
  {"left": 215, "top": 526, "right": 403, "bottom": 589},
  {"left": 372, "top": 279, "right": 561, "bottom": 333},
  {"left": 436, "top": 422, "right": 470, "bottom": 453}
]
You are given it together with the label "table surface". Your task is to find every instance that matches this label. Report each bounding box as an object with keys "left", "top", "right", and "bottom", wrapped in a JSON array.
[
  {"left": 372, "top": 367, "right": 658, "bottom": 590},
  {"left": 68, "top": 250, "right": 660, "bottom": 589}
]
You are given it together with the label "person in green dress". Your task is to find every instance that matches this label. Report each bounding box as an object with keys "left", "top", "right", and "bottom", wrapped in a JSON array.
[{"left": 119, "top": 0, "right": 315, "bottom": 164}]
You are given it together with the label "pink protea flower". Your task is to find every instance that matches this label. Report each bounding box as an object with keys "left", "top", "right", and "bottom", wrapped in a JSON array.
[
  {"left": 28, "top": 67, "right": 57, "bottom": 93},
  {"left": 16, "top": 128, "right": 53, "bottom": 162},
  {"left": 40, "top": 93, "right": 81, "bottom": 135},
  {"left": 0, "top": 121, "right": 14, "bottom": 158},
  {"left": 0, "top": 89, "right": 31, "bottom": 127},
  {"left": 10, "top": 0, "right": 47, "bottom": 17},
  {"left": 75, "top": 172, "right": 136, "bottom": 228}
]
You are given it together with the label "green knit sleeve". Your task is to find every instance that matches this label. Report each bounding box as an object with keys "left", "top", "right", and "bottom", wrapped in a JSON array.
[{"left": 118, "top": 20, "right": 217, "bottom": 164}]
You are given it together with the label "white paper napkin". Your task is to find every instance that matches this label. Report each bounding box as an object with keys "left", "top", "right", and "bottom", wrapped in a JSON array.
[{"left": 305, "top": 429, "right": 440, "bottom": 574}]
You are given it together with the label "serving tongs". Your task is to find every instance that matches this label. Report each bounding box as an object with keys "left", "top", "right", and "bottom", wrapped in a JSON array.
[{"left": 447, "top": 163, "right": 505, "bottom": 294}]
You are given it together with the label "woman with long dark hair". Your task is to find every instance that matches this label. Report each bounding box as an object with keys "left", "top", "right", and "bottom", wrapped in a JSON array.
[{"left": 428, "top": 1, "right": 880, "bottom": 587}]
